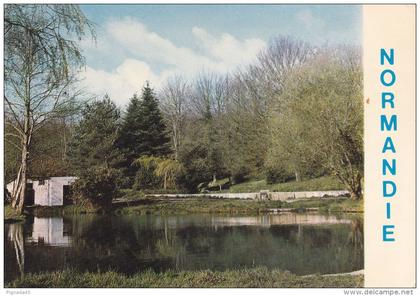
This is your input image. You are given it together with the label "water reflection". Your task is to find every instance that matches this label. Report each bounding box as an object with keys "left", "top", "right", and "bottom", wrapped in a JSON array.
[
  {"left": 210, "top": 213, "right": 351, "bottom": 227},
  {"left": 8, "top": 223, "right": 25, "bottom": 277},
  {"left": 27, "top": 217, "right": 71, "bottom": 247},
  {"left": 4, "top": 213, "right": 363, "bottom": 283}
]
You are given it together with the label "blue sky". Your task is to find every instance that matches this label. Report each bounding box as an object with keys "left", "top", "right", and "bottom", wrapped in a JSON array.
[{"left": 79, "top": 4, "right": 361, "bottom": 106}]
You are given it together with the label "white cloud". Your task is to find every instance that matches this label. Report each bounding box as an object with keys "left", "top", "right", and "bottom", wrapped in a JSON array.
[
  {"left": 82, "top": 59, "right": 161, "bottom": 107},
  {"left": 295, "top": 9, "right": 326, "bottom": 32},
  {"left": 192, "top": 26, "right": 264, "bottom": 66},
  {"left": 81, "top": 18, "right": 266, "bottom": 106}
]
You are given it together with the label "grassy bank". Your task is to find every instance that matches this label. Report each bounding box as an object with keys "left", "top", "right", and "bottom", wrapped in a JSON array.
[
  {"left": 6, "top": 268, "right": 363, "bottom": 288},
  {"left": 226, "top": 176, "right": 344, "bottom": 193},
  {"left": 5, "top": 196, "right": 363, "bottom": 220},
  {"left": 4, "top": 205, "right": 26, "bottom": 223},
  {"left": 5, "top": 204, "right": 100, "bottom": 221},
  {"left": 116, "top": 196, "right": 363, "bottom": 215},
  {"left": 29, "top": 204, "right": 100, "bottom": 217}
]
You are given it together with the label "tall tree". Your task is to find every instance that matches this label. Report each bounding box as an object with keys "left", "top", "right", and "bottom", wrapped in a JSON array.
[
  {"left": 4, "top": 4, "right": 94, "bottom": 213},
  {"left": 190, "top": 73, "right": 228, "bottom": 184},
  {"left": 271, "top": 47, "right": 363, "bottom": 199},
  {"left": 68, "top": 96, "right": 123, "bottom": 173},
  {"left": 118, "top": 82, "right": 171, "bottom": 162},
  {"left": 159, "top": 75, "right": 190, "bottom": 160}
]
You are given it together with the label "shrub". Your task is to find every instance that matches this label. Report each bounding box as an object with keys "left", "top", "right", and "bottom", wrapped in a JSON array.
[
  {"left": 265, "top": 165, "right": 292, "bottom": 184},
  {"left": 132, "top": 166, "right": 161, "bottom": 191},
  {"left": 72, "top": 167, "right": 120, "bottom": 210},
  {"left": 231, "top": 166, "right": 251, "bottom": 184}
]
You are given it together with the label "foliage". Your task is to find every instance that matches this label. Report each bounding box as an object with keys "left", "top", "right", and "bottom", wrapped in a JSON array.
[
  {"left": 67, "top": 97, "right": 124, "bottom": 207},
  {"left": 269, "top": 47, "right": 363, "bottom": 199},
  {"left": 118, "top": 83, "right": 171, "bottom": 160},
  {"left": 132, "top": 156, "right": 184, "bottom": 190},
  {"left": 265, "top": 165, "right": 291, "bottom": 184},
  {"left": 132, "top": 157, "right": 161, "bottom": 190},
  {"left": 68, "top": 97, "right": 124, "bottom": 173},
  {"left": 5, "top": 118, "right": 75, "bottom": 183},
  {"left": 177, "top": 142, "right": 217, "bottom": 192},
  {"left": 71, "top": 167, "right": 120, "bottom": 210}
]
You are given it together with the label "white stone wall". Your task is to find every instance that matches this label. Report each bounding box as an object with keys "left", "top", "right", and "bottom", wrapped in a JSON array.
[
  {"left": 270, "top": 190, "right": 349, "bottom": 201},
  {"left": 147, "top": 192, "right": 259, "bottom": 199},
  {"left": 6, "top": 176, "right": 77, "bottom": 206},
  {"left": 33, "top": 180, "right": 49, "bottom": 206},
  {"left": 147, "top": 190, "right": 349, "bottom": 200},
  {"left": 45, "top": 177, "right": 77, "bottom": 206}
]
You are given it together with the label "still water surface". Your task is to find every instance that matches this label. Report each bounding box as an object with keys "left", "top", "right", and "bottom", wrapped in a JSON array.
[{"left": 4, "top": 213, "right": 363, "bottom": 283}]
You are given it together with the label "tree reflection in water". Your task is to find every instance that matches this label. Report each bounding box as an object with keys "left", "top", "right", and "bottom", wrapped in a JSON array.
[
  {"left": 8, "top": 223, "right": 25, "bottom": 277},
  {"left": 4, "top": 213, "right": 364, "bottom": 284}
]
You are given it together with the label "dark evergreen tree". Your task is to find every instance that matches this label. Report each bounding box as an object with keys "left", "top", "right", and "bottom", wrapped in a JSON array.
[
  {"left": 117, "top": 94, "right": 141, "bottom": 165},
  {"left": 68, "top": 96, "right": 123, "bottom": 173},
  {"left": 118, "top": 82, "right": 171, "bottom": 164},
  {"left": 67, "top": 96, "right": 124, "bottom": 208}
]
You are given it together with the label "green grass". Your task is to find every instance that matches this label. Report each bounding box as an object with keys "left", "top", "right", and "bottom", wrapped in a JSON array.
[
  {"left": 226, "top": 176, "right": 344, "bottom": 193},
  {"left": 116, "top": 197, "right": 277, "bottom": 214},
  {"left": 286, "top": 198, "right": 363, "bottom": 213},
  {"left": 30, "top": 204, "right": 100, "bottom": 217},
  {"left": 4, "top": 205, "right": 26, "bottom": 223},
  {"left": 116, "top": 196, "right": 363, "bottom": 215},
  {"left": 6, "top": 267, "right": 363, "bottom": 288}
]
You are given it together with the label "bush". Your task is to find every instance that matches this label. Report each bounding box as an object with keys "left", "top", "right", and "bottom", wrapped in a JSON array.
[
  {"left": 72, "top": 167, "right": 120, "bottom": 210},
  {"left": 265, "top": 165, "right": 292, "bottom": 184},
  {"left": 231, "top": 166, "right": 251, "bottom": 184},
  {"left": 132, "top": 166, "right": 161, "bottom": 191}
]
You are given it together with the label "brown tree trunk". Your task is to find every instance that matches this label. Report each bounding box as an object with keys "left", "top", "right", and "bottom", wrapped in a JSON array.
[{"left": 349, "top": 174, "right": 363, "bottom": 200}]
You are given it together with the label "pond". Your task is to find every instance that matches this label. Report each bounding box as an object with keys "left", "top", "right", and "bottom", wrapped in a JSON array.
[{"left": 4, "top": 213, "right": 363, "bottom": 283}]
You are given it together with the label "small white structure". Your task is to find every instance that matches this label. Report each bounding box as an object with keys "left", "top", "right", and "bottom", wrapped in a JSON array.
[
  {"left": 27, "top": 217, "right": 71, "bottom": 247},
  {"left": 6, "top": 176, "right": 77, "bottom": 206}
]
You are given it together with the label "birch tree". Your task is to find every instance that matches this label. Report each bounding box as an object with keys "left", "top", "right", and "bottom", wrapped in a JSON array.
[{"left": 4, "top": 4, "right": 94, "bottom": 213}]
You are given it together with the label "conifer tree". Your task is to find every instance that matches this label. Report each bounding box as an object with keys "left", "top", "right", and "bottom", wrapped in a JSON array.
[
  {"left": 118, "top": 82, "right": 171, "bottom": 163},
  {"left": 68, "top": 96, "right": 123, "bottom": 173}
]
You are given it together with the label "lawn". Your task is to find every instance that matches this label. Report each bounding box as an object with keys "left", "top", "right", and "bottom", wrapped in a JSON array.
[
  {"left": 6, "top": 267, "right": 363, "bottom": 288},
  {"left": 116, "top": 196, "right": 363, "bottom": 215},
  {"left": 226, "top": 176, "right": 344, "bottom": 193}
]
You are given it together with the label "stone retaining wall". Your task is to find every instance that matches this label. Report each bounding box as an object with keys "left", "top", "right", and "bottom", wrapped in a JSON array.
[
  {"left": 269, "top": 190, "right": 349, "bottom": 201},
  {"left": 147, "top": 190, "right": 349, "bottom": 201}
]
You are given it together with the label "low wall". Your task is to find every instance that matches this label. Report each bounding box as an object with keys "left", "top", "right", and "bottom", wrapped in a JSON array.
[
  {"left": 270, "top": 190, "right": 349, "bottom": 201},
  {"left": 147, "top": 190, "right": 349, "bottom": 201},
  {"left": 146, "top": 193, "right": 258, "bottom": 199}
]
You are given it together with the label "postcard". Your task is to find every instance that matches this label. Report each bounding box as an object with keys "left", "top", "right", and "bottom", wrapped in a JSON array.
[{"left": 2, "top": 2, "right": 417, "bottom": 292}]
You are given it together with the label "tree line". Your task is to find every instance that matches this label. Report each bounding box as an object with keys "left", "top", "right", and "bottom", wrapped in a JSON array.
[{"left": 4, "top": 5, "right": 363, "bottom": 213}]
